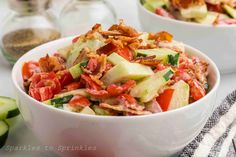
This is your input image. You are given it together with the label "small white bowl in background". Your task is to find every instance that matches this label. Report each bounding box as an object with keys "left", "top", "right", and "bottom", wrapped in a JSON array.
[
  {"left": 137, "top": 0, "right": 236, "bottom": 73},
  {"left": 12, "top": 37, "right": 220, "bottom": 157}
]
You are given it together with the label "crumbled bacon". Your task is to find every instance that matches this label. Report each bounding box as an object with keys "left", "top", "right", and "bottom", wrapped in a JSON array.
[
  {"left": 135, "top": 55, "right": 160, "bottom": 66},
  {"left": 149, "top": 31, "right": 173, "bottom": 43},
  {"left": 108, "top": 20, "right": 139, "bottom": 37},
  {"left": 100, "top": 103, "right": 151, "bottom": 115},
  {"left": 97, "top": 41, "right": 118, "bottom": 55},
  {"left": 171, "top": 0, "right": 206, "bottom": 9},
  {"left": 38, "top": 54, "right": 65, "bottom": 72}
]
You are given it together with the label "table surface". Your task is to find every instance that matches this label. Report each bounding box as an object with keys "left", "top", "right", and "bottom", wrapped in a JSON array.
[{"left": 0, "top": 0, "right": 236, "bottom": 156}]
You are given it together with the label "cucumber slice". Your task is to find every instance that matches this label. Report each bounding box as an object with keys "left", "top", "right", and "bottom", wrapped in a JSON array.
[
  {"left": 0, "top": 96, "right": 20, "bottom": 120},
  {"left": 180, "top": 4, "right": 207, "bottom": 19},
  {"left": 107, "top": 53, "right": 128, "bottom": 65},
  {"left": 195, "top": 11, "right": 218, "bottom": 24},
  {"left": 223, "top": 4, "right": 236, "bottom": 18},
  {"left": 130, "top": 68, "right": 174, "bottom": 102},
  {"left": 80, "top": 106, "right": 95, "bottom": 115},
  {"left": 135, "top": 48, "right": 179, "bottom": 65},
  {"left": 92, "top": 105, "right": 113, "bottom": 116},
  {"left": 0, "top": 120, "right": 9, "bottom": 148},
  {"left": 168, "top": 80, "right": 190, "bottom": 111},
  {"left": 44, "top": 95, "right": 73, "bottom": 108},
  {"left": 54, "top": 89, "right": 88, "bottom": 98},
  {"left": 101, "top": 61, "right": 154, "bottom": 86},
  {"left": 69, "top": 60, "right": 88, "bottom": 79}
]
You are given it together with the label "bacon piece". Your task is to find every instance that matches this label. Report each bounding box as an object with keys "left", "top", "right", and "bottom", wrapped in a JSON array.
[
  {"left": 149, "top": 31, "right": 173, "bottom": 43},
  {"left": 86, "top": 89, "right": 109, "bottom": 99},
  {"left": 135, "top": 55, "right": 160, "bottom": 66},
  {"left": 100, "top": 103, "right": 151, "bottom": 115},
  {"left": 171, "top": 0, "right": 205, "bottom": 9},
  {"left": 97, "top": 41, "right": 118, "bottom": 55},
  {"left": 117, "top": 94, "right": 145, "bottom": 111},
  {"left": 73, "top": 47, "right": 90, "bottom": 66},
  {"left": 108, "top": 20, "right": 139, "bottom": 37},
  {"left": 80, "top": 74, "right": 102, "bottom": 90},
  {"left": 38, "top": 54, "right": 65, "bottom": 72}
]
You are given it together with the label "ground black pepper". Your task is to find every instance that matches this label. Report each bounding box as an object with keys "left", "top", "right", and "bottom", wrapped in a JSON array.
[{"left": 2, "top": 28, "right": 61, "bottom": 64}]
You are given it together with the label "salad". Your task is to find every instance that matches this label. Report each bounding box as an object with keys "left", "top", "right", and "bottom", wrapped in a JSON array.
[
  {"left": 22, "top": 21, "right": 209, "bottom": 116},
  {"left": 142, "top": 0, "right": 236, "bottom": 25}
]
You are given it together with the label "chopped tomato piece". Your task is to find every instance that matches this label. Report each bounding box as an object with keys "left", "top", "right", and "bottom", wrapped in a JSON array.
[
  {"left": 116, "top": 47, "right": 134, "bottom": 61},
  {"left": 86, "top": 89, "right": 109, "bottom": 99},
  {"left": 107, "top": 84, "right": 123, "bottom": 96},
  {"left": 56, "top": 70, "right": 74, "bottom": 87},
  {"left": 121, "top": 80, "right": 136, "bottom": 91},
  {"left": 72, "top": 36, "right": 80, "bottom": 43},
  {"left": 86, "top": 58, "right": 99, "bottom": 73},
  {"left": 80, "top": 74, "right": 102, "bottom": 90},
  {"left": 155, "top": 8, "right": 175, "bottom": 19},
  {"left": 189, "top": 79, "right": 206, "bottom": 101},
  {"left": 29, "top": 86, "right": 54, "bottom": 102},
  {"left": 65, "top": 82, "right": 81, "bottom": 91},
  {"left": 69, "top": 95, "right": 90, "bottom": 107},
  {"left": 22, "top": 61, "right": 40, "bottom": 80},
  {"left": 156, "top": 89, "right": 175, "bottom": 112},
  {"left": 118, "top": 94, "right": 136, "bottom": 104},
  {"left": 29, "top": 72, "right": 61, "bottom": 101}
]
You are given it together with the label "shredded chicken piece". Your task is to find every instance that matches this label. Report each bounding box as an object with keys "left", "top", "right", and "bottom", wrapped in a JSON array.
[
  {"left": 38, "top": 54, "right": 65, "bottom": 72},
  {"left": 84, "top": 24, "right": 102, "bottom": 39}
]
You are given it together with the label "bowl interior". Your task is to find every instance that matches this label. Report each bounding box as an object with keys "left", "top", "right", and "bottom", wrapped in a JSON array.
[{"left": 12, "top": 37, "right": 220, "bottom": 117}]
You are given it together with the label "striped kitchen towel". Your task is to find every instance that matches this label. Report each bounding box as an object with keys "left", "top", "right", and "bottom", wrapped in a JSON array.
[{"left": 179, "top": 90, "right": 236, "bottom": 157}]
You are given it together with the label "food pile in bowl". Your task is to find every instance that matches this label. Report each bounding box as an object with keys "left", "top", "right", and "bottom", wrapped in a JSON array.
[
  {"left": 22, "top": 21, "right": 209, "bottom": 116},
  {"left": 142, "top": 0, "right": 236, "bottom": 25}
]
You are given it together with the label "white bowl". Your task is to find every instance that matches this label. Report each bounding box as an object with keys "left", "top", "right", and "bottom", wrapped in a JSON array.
[
  {"left": 12, "top": 37, "right": 220, "bottom": 157},
  {"left": 137, "top": 0, "right": 236, "bottom": 73}
]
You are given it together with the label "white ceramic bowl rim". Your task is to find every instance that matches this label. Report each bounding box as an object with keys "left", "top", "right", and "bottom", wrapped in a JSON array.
[
  {"left": 12, "top": 36, "right": 220, "bottom": 120},
  {"left": 138, "top": 0, "right": 236, "bottom": 28}
]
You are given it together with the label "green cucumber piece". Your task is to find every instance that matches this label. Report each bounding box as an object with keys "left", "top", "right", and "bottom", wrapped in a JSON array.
[
  {"left": 44, "top": 95, "right": 74, "bottom": 108},
  {"left": 107, "top": 53, "right": 128, "bottom": 65},
  {"left": 130, "top": 68, "right": 174, "bottom": 102},
  {"left": 92, "top": 105, "right": 113, "bottom": 116},
  {"left": 0, "top": 120, "right": 9, "bottom": 148},
  {"left": 67, "top": 36, "right": 105, "bottom": 68},
  {"left": 168, "top": 80, "right": 190, "bottom": 111},
  {"left": 195, "top": 11, "right": 218, "bottom": 24},
  {"left": 101, "top": 61, "right": 154, "bottom": 86},
  {"left": 80, "top": 106, "right": 96, "bottom": 115},
  {"left": 54, "top": 89, "right": 88, "bottom": 98},
  {"left": 0, "top": 96, "right": 20, "bottom": 120},
  {"left": 180, "top": 4, "right": 207, "bottom": 19},
  {"left": 135, "top": 48, "right": 179, "bottom": 65},
  {"left": 223, "top": 4, "right": 236, "bottom": 18},
  {"left": 69, "top": 60, "right": 88, "bottom": 79},
  {"left": 168, "top": 53, "right": 180, "bottom": 66}
]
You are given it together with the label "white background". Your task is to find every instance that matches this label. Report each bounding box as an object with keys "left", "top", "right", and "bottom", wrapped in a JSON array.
[{"left": 0, "top": 0, "right": 236, "bottom": 156}]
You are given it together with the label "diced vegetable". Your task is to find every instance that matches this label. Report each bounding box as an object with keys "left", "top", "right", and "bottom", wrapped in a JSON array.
[
  {"left": 107, "top": 53, "right": 128, "bottom": 65},
  {"left": 80, "top": 106, "right": 96, "bottom": 115},
  {"left": 101, "top": 61, "right": 154, "bottom": 86},
  {"left": 130, "top": 68, "right": 174, "bottom": 102},
  {"left": 180, "top": 4, "right": 208, "bottom": 19},
  {"left": 195, "top": 11, "right": 218, "bottom": 24},
  {"left": 44, "top": 95, "right": 74, "bottom": 108},
  {"left": 54, "top": 89, "right": 88, "bottom": 98},
  {"left": 92, "top": 105, "right": 113, "bottom": 116},
  {"left": 67, "top": 37, "right": 104, "bottom": 68},
  {"left": 135, "top": 48, "right": 179, "bottom": 65},
  {"left": 0, "top": 96, "right": 20, "bottom": 120},
  {"left": 167, "top": 80, "right": 190, "bottom": 111},
  {"left": 223, "top": 4, "right": 236, "bottom": 18},
  {"left": 156, "top": 89, "right": 174, "bottom": 111},
  {"left": 0, "top": 121, "right": 8, "bottom": 148},
  {"left": 68, "top": 61, "right": 88, "bottom": 79}
]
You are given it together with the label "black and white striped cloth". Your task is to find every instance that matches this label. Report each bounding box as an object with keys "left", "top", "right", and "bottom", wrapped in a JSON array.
[{"left": 179, "top": 90, "right": 236, "bottom": 157}]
